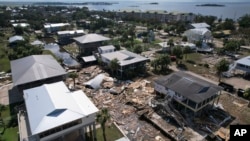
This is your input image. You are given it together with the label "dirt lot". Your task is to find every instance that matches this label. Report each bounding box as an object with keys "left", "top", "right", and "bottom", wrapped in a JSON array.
[{"left": 218, "top": 92, "right": 250, "bottom": 124}]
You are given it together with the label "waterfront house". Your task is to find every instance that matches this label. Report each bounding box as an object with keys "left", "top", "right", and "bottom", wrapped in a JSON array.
[
  {"left": 154, "top": 71, "right": 222, "bottom": 113},
  {"left": 19, "top": 81, "right": 99, "bottom": 141},
  {"left": 10, "top": 55, "right": 66, "bottom": 90},
  {"left": 100, "top": 50, "right": 149, "bottom": 77},
  {"left": 73, "top": 33, "right": 110, "bottom": 56}
]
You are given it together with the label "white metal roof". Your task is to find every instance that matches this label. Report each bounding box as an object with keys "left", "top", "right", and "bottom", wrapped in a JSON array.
[
  {"left": 30, "top": 40, "right": 44, "bottom": 45},
  {"left": 99, "top": 45, "right": 115, "bottom": 51},
  {"left": 158, "top": 42, "right": 169, "bottom": 47},
  {"left": 12, "top": 23, "right": 30, "bottom": 27},
  {"left": 44, "top": 23, "right": 70, "bottom": 28},
  {"left": 82, "top": 55, "right": 97, "bottom": 62},
  {"left": 101, "top": 50, "right": 148, "bottom": 66},
  {"left": 183, "top": 28, "right": 211, "bottom": 37},
  {"left": 23, "top": 81, "right": 99, "bottom": 135},
  {"left": 236, "top": 56, "right": 250, "bottom": 66},
  {"left": 191, "top": 23, "right": 210, "bottom": 29},
  {"left": 57, "top": 30, "right": 84, "bottom": 35},
  {"left": 73, "top": 33, "right": 110, "bottom": 44},
  {"left": 8, "top": 35, "right": 24, "bottom": 43},
  {"left": 11, "top": 55, "right": 66, "bottom": 86}
]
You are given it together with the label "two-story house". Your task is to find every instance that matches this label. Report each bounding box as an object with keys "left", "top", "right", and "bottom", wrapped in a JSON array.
[{"left": 154, "top": 72, "right": 222, "bottom": 113}]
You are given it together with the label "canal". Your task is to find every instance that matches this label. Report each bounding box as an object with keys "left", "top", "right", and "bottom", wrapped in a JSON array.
[{"left": 44, "top": 43, "right": 79, "bottom": 67}]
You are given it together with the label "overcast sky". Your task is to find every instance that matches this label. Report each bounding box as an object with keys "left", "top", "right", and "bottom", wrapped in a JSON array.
[{"left": 0, "top": 0, "right": 250, "bottom": 2}]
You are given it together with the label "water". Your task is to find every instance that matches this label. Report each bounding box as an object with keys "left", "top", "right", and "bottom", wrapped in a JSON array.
[
  {"left": 44, "top": 43, "right": 79, "bottom": 67},
  {"left": 84, "top": 2, "right": 250, "bottom": 20},
  {"left": 1, "top": 1, "right": 249, "bottom": 20}
]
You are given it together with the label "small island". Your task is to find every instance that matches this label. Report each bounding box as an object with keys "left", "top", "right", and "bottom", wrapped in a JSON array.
[
  {"left": 196, "top": 4, "right": 225, "bottom": 7},
  {"left": 149, "top": 2, "right": 159, "bottom": 5}
]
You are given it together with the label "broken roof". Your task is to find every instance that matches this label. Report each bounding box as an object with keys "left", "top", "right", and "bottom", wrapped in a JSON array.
[
  {"left": 82, "top": 55, "right": 97, "bottom": 63},
  {"left": 23, "top": 81, "right": 99, "bottom": 135},
  {"left": 155, "top": 71, "right": 222, "bottom": 103},
  {"left": 73, "top": 33, "right": 110, "bottom": 44},
  {"left": 11, "top": 55, "right": 66, "bottom": 86},
  {"left": 84, "top": 73, "right": 105, "bottom": 89}
]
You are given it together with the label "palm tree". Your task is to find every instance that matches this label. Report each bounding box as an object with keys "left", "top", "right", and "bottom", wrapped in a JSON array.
[
  {"left": 109, "top": 58, "right": 120, "bottom": 76},
  {"left": 68, "top": 72, "right": 78, "bottom": 89},
  {"left": 97, "top": 108, "right": 110, "bottom": 141},
  {"left": 215, "top": 59, "right": 229, "bottom": 82},
  {"left": 167, "top": 39, "right": 174, "bottom": 55}
]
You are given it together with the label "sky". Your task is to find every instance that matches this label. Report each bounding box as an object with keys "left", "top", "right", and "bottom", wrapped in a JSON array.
[{"left": 0, "top": 0, "right": 249, "bottom": 2}]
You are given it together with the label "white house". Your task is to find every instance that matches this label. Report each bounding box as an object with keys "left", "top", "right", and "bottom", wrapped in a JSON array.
[
  {"left": 101, "top": 50, "right": 149, "bottom": 77},
  {"left": 183, "top": 28, "right": 212, "bottom": 43},
  {"left": 19, "top": 81, "right": 99, "bottom": 141},
  {"left": 224, "top": 56, "right": 250, "bottom": 77}
]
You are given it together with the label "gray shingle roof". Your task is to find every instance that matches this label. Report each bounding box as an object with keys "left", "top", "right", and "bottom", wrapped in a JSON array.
[
  {"left": 73, "top": 33, "right": 110, "bottom": 44},
  {"left": 155, "top": 71, "right": 222, "bottom": 103},
  {"left": 11, "top": 55, "right": 66, "bottom": 86}
]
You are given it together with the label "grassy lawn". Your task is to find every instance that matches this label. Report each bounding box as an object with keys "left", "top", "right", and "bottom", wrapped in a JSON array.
[
  {"left": 86, "top": 123, "right": 124, "bottom": 141},
  {"left": 1, "top": 127, "right": 18, "bottom": 141},
  {"left": 179, "top": 53, "right": 211, "bottom": 74},
  {"left": 0, "top": 103, "right": 21, "bottom": 141},
  {"left": 0, "top": 40, "right": 10, "bottom": 72}
]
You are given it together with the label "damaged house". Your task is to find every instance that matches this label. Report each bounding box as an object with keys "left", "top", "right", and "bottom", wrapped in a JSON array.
[{"left": 154, "top": 71, "right": 222, "bottom": 114}]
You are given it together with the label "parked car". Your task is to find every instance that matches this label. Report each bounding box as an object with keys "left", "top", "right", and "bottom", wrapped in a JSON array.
[{"left": 218, "top": 82, "right": 235, "bottom": 93}]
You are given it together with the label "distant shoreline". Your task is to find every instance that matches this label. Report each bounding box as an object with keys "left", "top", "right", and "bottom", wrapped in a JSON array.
[
  {"left": 196, "top": 4, "right": 225, "bottom": 7},
  {"left": 33, "top": 2, "right": 118, "bottom": 6}
]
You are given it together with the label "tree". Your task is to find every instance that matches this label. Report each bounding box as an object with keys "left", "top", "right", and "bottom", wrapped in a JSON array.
[
  {"left": 182, "top": 36, "right": 188, "bottom": 42},
  {"left": 68, "top": 72, "right": 78, "bottom": 89},
  {"left": 243, "top": 88, "right": 250, "bottom": 100},
  {"left": 172, "top": 46, "right": 183, "bottom": 64},
  {"left": 195, "top": 41, "right": 202, "bottom": 48},
  {"left": 215, "top": 59, "right": 229, "bottom": 82},
  {"left": 167, "top": 39, "right": 174, "bottom": 54},
  {"left": 109, "top": 58, "right": 120, "bottom": 76},
  {"left": 238, "top": 14, "right": 250, "bottom": 28},
  {"left": 14, "top": 26, "right": 24, "bottom": 35},
  {"left": 224, "top": 40, "right": 241, "bottom": 53},
  {"left": 182, "top": 46, "right": 191, "bottom": 60},
  {"left": 151, "top": 54, "right": 171, "bottom": 71},
  {"left": 97, "top": 108, "right": 110, "bottom": 141},
  {"left": 133, "top": 44, "right": 143, "bottom": 54}
]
